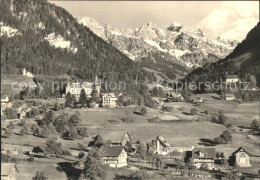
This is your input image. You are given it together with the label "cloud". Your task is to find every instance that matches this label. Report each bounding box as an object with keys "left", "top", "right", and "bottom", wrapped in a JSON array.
[{"left": 197, "top": 1, "right": 259, "bottom": 41}]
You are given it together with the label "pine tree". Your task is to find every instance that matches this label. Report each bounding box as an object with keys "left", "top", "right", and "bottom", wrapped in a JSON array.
[
  {"left": 79, "top": 89, "right": 87, "bottom": 105},
  {"left": 65, "top": 92, "right": 72, "bottom": 107}
]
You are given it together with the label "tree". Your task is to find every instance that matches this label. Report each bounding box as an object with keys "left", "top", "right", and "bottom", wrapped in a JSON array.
[
  {"left": 155, "top": 154, "right": 165, "bottom": 170},
  {"left": 78, "top": 127, "right": 88, "bottom": 137},
  {"left": 213, "top": 137, "right": 226, "bottom": 145},
  {"left": 54, "top": 103, "right": 60, "bottom": 111},
  {"left": 248, "top": 75, "right": 257, "bottom": 88},
  {"left": 32, "top": 171, "right": 48, "bottom": 180},
  {"left": 139, "top": 106, "right": 147, "bottom": 115},
  {"left": 79, "top": 89, "right": 87, "bottom": 105},
  {"left": 82, "top": 151, "right": 108, "bottom": 180},
  {"left": 65, "top": 92, "right": 72, "bottom": 107},
  {"left": 220, "top": 130, "right": 232, "bottom": 143},
  {"left": 31, "top": 124, "right": 40, "bottom": 136},
  {"left": 45, "top": 137, "right": 62, "bottom": 157},
  {"left": 32, "top": 146, "right": 44, "bottom": 155},
  {"left": 78, "top": 152, "right": 85, "bottom": 159},
  {"left": 5, "top": 108, "right": 17, "bottom": 119},
  {"left": 218, "top": 111, "right": 228, "bottom": 125},
  {"left": 40, "top": 111, "right": 55, "bottom": 127},
  {"left": 90, "top": 89, "right": 99, "bottom": 104},
  {"left": 190, "top": 108, "right": 198, "bottom": 115},
  {"left": 7, "top": 122, "right": 15, "bottom": 129},
  {"left": 93, "top": 135, "right": 104, "bottom": 148},
  {"left": 20, "top": 124, "right": 29, "bottom": 135},
  {"left": 251, "top": 119, "right": 260, "bottom": 129}
]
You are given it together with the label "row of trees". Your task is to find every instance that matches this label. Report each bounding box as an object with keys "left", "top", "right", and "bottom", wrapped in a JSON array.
[{"left": 30, "top": 111, "right": 88, "bottom": 139}]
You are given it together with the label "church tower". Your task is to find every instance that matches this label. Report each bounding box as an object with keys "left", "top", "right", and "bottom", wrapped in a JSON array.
[{"left": 93, "top": 75, "right": 100, "bottom": 96}]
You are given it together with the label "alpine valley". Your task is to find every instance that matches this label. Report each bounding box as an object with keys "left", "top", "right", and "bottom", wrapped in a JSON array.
[{"left": 77, "top": 16, "right": 238, "bottom": 80}]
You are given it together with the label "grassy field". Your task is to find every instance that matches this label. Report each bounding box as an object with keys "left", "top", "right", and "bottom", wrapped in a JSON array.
[
  {"left": 2, "top": 92, "right": 260, "bottom": 179},
  {"left": 1, "top": 74, "right": 36, "bottom": 96}
]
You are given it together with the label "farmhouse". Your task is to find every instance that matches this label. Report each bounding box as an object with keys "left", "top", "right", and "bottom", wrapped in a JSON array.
[
  {"left": 22, "top": 68, "right": 34, "bottom": 78},
  {"left": 66, "top": 76, "right": 100, "bottom": 100},
  {"left": 1, "top": 163, "right": 16, "bottom": 180},
  {"left": 1, "top": 95, "right": 9, "bottom": 103},
  {"left": 166, "top": 92, "right": 184, "bottom": 102},
  {"left": 231, "top": 147, "right": 251, "bottom": 167},
  {"left": 225, "top": 93, "right": 236, "bottom": 100},
  {"left": 191, "top": 148, "right": 216, "bottom": 169},
  {"left": 101, "top": 93, "right": 118, "bottom": 107},
  {"left": 99, "top": 131, "right": 131, "bottom": 146},
  {"left": 226, "top": 75, "right": 239, "bottom": 83},
  {"left": 152, "top": 136, "right": 171, "bottom": 155},
  {"left": 99, "top": 146, "right": 127, "bottom": 167}
]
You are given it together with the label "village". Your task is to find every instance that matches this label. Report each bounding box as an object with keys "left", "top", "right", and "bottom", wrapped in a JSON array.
[{"left": 1, "top": 71, "right": 260, "bottom": 180}]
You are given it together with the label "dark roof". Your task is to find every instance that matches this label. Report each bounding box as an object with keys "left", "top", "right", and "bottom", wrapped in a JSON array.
[
  {"left": 1, "top": 163, "right": 14, "bottom": 176},
  {"left": 99, "top": 131, "right": 131, "bottom": 144},
  {"left": 1, "top": 95, "right": 8, "bottom": 99},
  {"left": 232, "top": 147, "right": 251, "bottom": 155},
  {"left": 226, "top": 75, "right": 238, "bottom": 79},
  {"left": 192, "top": 148, "right": 216, "bottom": 159},
  {"left": 99, "top": 146, "right": 124, "bottom": 157}
]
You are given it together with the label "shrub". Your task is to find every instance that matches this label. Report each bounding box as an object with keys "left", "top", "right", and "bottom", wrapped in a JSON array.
[
  {"left": 121, "top": 116, "right": 135, "bottom": 123},
  {"left": 148, "top": 116, "right": 161, "bottom": 123},
  {"left": 161, "top": 105, "right": 173, "bottom": 112},
  {"left": 78, "top": 152, "right": 85, "bottom": 159},
  {"left": 139, "top": 106, "right": 147, "bottom": 115},
  {"left": 190, "top": 108, "right": 198, "bottom": 115}
]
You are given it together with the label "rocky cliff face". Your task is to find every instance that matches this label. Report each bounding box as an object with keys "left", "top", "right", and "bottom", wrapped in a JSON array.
[{"left": 77, "top": 17, "right": 238, "bottom": 69}]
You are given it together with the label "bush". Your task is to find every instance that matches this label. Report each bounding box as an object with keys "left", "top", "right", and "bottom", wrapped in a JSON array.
[
  {"left": 7, "top": 122, "right": 15, "bottom": 129},
  {"left": 190, "top": 108, "right": 198, "bottom": 115},
  {"left": 140, "top": 106, "right": 147, "bottom": 115},
  {"left": 121, "top": 116, "right": 135, "bottom": 123},
  {"left": 78, "top": 152, "right": 85, "bottom": 159},
  {"left": 62, "top": 149, "right": 72, "bottom": 156},
  {"left": 148, "top": 116, "right": 161, "bottom": 123},
  {"left": 161, "top": 105, "right": 173, "bottom": 112}
]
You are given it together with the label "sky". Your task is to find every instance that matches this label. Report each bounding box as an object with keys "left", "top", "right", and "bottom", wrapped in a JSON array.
[{"left": 50, "top": 1, "right": 259, "bottom": 41}]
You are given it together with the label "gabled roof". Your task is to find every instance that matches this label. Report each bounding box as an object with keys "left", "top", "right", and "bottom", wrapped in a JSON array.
[
  {"left": 157, "top": 136, "right": 171, "bottom": 147},
  {"left": 1, "top": 163, "right": 14, "bottom": 176},
  {"left": 232, "top": 147, "right": 251, "bottom": 155},
  {"left": 99, "top": 131, "right": 131, "bottom": 144},
  {"left": 226, "top": 75, "right": 238, "bottom": 79},
  {"left": 192, "top": 148, "right": 216, "bottom": 159},
  {"left": 99, "top": 146, "right": 124, "bottom": 157}
]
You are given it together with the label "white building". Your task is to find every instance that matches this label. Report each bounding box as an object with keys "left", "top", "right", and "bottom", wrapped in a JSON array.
[
  {"left": 101, "top": 93, "right": 117, "bottom": 107},
  {"left": 1, "top": 163, "right": 16, "bottom": 180},
  {"left": 226, "top": 75, "right": 239, "bottom": 83},
  {"left": 99, "top": 146, "right": 127, "bottom": 168},
  {"left": 66, "top": 76, "right": 100, "bottom": 100}
]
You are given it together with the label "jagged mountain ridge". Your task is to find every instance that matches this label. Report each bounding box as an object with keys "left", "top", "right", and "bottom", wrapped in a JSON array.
[
  {"left": 185, "top": 22, "right": 260, "bottom": 86},
  {"left": 77, "top": 16, "right": 238, "bottom": 69}
]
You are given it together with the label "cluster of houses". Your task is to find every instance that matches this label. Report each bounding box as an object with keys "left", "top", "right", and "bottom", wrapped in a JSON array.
[
  {"left": 87, "top": 132, "right": 252, "bottom": 170},
  {"left": 64, "top": 76, "right": 119, "bottom": 107}
]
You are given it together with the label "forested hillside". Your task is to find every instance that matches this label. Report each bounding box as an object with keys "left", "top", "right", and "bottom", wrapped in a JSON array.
[
  {"left": 185, "top": 22, "right": 260, "bottom": 86},
  {"left": 0, "top": 0, "right": 155, "bottom": 83}
]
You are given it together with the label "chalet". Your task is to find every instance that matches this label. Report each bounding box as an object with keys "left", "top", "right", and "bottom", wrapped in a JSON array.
[
  {"left": 226, "top": 75, "right": 239, "bottom": 83},
  {"left": 152, "top": 136, "right": 171, "bottom": 155},
  {"left": 1, "top": 163, "right": 16, "bottom": 180},
  {"left": 225, "top": 93, "right": 236, "bottom": 100},
  {"left": 98, "top": 131, "right": 131, "bottom": 146},
  {"left": 22, "top": 68, "right": 34, "bottom": 78},
  {"left": 1, "top": 95, "right": 9, "bottom": 103},
  {"left": 101, "top": 93, "right": 117, "bottom": 107},
  {"left": 231, "top": 147, "right": 251, "bottom": 167},
  {"left": 167, "top": 92, "right": 184, "bottom": 102},
  {"left": 191, "top": 148, "right": 216, "bottom": 169},
  {"left": 66, "top": 76, "right": 100, "bottom": 100},
  {"left": 99, "top": 146, "right": 127, "bottom": 167}
]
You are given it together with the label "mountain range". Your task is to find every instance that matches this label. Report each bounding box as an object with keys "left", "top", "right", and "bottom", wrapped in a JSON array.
[
  {"left": 186, "top": 22, "right": 260, "bottom": 86},
  {"left": 77, "top": 16, "right": 238, "bottom": 80}
]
